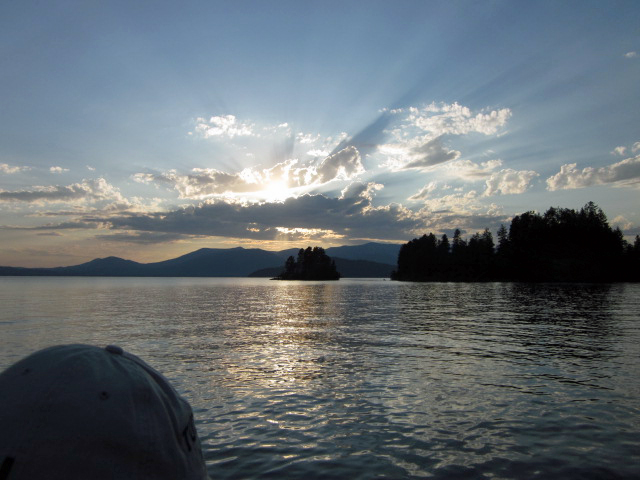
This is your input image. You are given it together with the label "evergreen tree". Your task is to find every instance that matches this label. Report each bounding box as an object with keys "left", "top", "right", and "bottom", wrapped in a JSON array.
[
  {"left": 391, "top": 202, "right": 636, "bottom": 282},
  {"left": 276, "top": 246, "right": 340, "bottom": 280}
]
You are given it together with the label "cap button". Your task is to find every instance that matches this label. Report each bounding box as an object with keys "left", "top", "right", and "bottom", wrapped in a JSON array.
[{"left": 105, "top": 345, "right": 124, "bottom": 355}]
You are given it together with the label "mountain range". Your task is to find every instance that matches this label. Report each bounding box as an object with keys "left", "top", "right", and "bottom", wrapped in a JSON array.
[{"left": 0, "top": 242, "right": 401, "bottom": 278}]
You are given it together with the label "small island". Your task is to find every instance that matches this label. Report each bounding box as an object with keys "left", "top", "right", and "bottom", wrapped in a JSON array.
[{"left": 274, "top": 246, "right": 341, "bottom": 280}]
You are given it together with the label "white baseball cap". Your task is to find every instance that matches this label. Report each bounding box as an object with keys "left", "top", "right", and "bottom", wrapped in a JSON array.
[{"left": 0, "top": 344, "right": 210, "bottom": 480}]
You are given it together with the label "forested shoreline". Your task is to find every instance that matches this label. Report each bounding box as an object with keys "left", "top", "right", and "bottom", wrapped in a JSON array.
[{"left": 391, "top": 202, "right": 640, "bottom": 282}]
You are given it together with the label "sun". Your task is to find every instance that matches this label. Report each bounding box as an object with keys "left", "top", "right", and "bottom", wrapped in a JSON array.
[{"left": 261, "top": 179, "right": 291, "bottom": 202}]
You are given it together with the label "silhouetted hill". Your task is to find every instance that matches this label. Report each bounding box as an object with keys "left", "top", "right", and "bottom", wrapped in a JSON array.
[
  {"left": 0, "top": 248, "right": 282, "bottom": 277},
  {"left": 325, "top": 242, "right": 400, "bottom": 265},
  {"left": 0, "top": 244, "right": 400, "bottom": 277},
  {"left": 270, "top": 243, "right": 401, "bottom": 264},
  {"left": 249, "top": 257, "right": 395, "bottom": 278},
  {"left": 0, "top": 257, "right": 146, "bottom": 276},
  {"left": 142, "top": 247, "right": 282, "bottom": 276}
]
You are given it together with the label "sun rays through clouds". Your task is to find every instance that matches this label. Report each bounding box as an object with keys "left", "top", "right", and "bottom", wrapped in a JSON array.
[{"left": 1, "top": 1, "right": 639, "bottom": 266}]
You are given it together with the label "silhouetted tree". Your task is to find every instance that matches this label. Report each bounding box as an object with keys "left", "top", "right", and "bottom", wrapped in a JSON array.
[
  {"left": 392, "top": 202, "right": 636, "bottom": 282},
  {"left": 276, "top": 246, "right": 340, "bottom": 280}
]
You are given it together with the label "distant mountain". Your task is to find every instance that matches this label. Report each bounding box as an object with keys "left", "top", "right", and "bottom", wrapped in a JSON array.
[
  {"left": 0, "top": 243, "right": 401, "bottom": 277},
  {"left": 140, "top": 247, "right": 282, "bottom": 276},
  {"left": 0, "top": 248, "right": 282, "bottom": 277},
  {"left": 249, "top": 257, "right": 395, "bottom": 278},
  {"left": 325, "top": 242, "right": 400, "bottom": 265},
  {"left": 272, "top": 243, "right": 400, "bottom": 265}
]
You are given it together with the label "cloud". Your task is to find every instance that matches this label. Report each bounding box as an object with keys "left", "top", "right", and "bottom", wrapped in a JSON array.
[
  {"left": 1, "top": 221, "right": 102, "bottom": 231},
  {"left": 406, "top": 136, "right": 461, "bottom": 169},
  {"left": 442, "top": 159, "right": 503, "bottom": 180},
  {"left": 408, "top": 181, "right": 439, "bottom": 201},
  {"left": 95, "top": 179, "right": 509, "bottom": 245},
  {"left": 404, "top": 102, "right": 512, "bottom": 136},
  {"left": 307, "top": 149, "right": 329, "bottom": 157},
  {"left": 612, "top": 146, "right": 626, "bottom": 156},
  {"left": 94, "top": 231, "right": 193, "bottom": 244},
  {"left": 132, "top": 146, "right": 364, "bottom": 199},
  {"left": 0, "top": 178, "right": 127, "bottom": 205},
  {"left": 546, "top": 155, "right": 640, "bottom": 190},
  {"left": 50, "top": 166, "right": 69, "bottom": 174},
  {"left": 419, "top": 190, "right": 482, "bottom": 215},
  {"left": 379, "top": 102, "right": 511, "bottom": 171},
  {"left": 314, "top": 146, "right": 364, "bottom": 183},
  {"left": 406, "top": 160, "right": 537, "bottom": 201},
  {"left": 95, "top": 182, "right": 422, "bottom": 242},
  {"left": 483, "top": 168, "right": 539, "bottom": 196},
  {"left": 613, "top": 142, "right": 640, "bottom": 156},
  {"left": 612, "top": 215, "right": 633, "bottom": 231},
  {"left": 1, "top": 163, "right": 30, "bottom": 174},
  {"left": 624, "top": 51, "right": 637, "bottom": 58},
  {"left": 133, "top": 168, "right": 252, "bottom": 198},
  {"left": 381, "top": 136, "right": 461, "bottom": 171},
  {"left": 193, "top": 115, "right": 255, "bottom": 138}
]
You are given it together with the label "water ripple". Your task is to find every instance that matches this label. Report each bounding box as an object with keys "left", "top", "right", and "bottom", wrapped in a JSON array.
[{"left": 1, "top": 279, "right": 639, "bottom": 478}]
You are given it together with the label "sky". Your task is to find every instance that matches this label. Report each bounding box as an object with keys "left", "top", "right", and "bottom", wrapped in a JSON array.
[{"left": 1, "top": 0, "right": 639, "bottom": 267}]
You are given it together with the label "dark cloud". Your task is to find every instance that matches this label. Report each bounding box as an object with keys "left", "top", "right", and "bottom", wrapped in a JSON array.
[
  {"left": 0, "top": 185, "right": 89, "bottom": 202},
  {"left": 94, "top": 231, "right": 194, "bottom": 244},
  {"left": 0, "top": 221, "right": 101, "bottom": 231},
  {"left": 0, "top": 179, "right": 122, "bottom": 204},
  {"left": 97, "top": 185, "right": 422, "bottom": 242},
  {"left": 404, "top": 136, "right": 461, "bottom": 169},
  {"left": 315, "top": 146, "right": 363, "bottom": 183}
]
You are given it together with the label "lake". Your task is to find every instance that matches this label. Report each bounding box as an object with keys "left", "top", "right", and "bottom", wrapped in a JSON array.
[{"left": 1, "top": 277, "right": 639, "bottom": 479}]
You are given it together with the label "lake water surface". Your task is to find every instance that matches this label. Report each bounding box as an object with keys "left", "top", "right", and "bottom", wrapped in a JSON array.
[{"left": 1, "top": 278, "right": 639, "bottom": 479}]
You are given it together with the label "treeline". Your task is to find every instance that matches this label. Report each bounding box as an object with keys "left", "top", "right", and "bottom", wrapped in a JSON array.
[
  {"left": 275, "top": 246, "right": 340, "bottom": 280},
  {"left": 391, "top": 202, "right": 640, "bottom": 282}
]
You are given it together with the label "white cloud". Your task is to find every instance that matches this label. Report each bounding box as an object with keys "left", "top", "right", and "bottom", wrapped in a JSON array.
[
  {"left": 50, "top": 166, "right": 69, "bottom": 174},
  {"left": 546, "top": 155, "right": 640, "bottom": 190},
  {"left": 624, "top": 51, "right": 637, "bottom": 58},
  {"left": 380, "top": 102, "right": 511, "bottom": 172},
  {"left": 274, "top": 226, "right": 344, "bottom": 240},
  {"left": 612, "top": 146, "right": 627, "bottom": 156},
  {"left": 612, "top": 215, "right": 633, "bottom": 230},
  {"left": 314, "top": 146, "right": 364, "bottom": 183},
  {"left": 443, "top": 159, "right": 503, "bottom": 180},
  {"left": 307, "top": 149, "right": 330, "bottom": 157},
  {"left": 613, "top": 142, "right": 640, "bottom": 156},
  {"left": 194, "top": 115, "right": 255, "bottom": 138},
  {"left": 483, "top": 169, "right": 539, "bottom": 196},
  {"left": 0, "top": 163, "right": 30, "bottom": 174},
  {"left": 408, "top": 181, "right": 440, "bottom": 201},
  {"left": 381, "top": 136, "right": 461, "bottom": 171},
  {"left": 132, "top": 146, "right": 364, "bottom": 200},
  {"left": 0, "top": 178, "right": 127, "bottom": 205},
  {"left": 405, "top": 102, "right": 512, "bottom": 137},
  {"left": 420, "top": 190, "right": 482, "bottom": 215}
]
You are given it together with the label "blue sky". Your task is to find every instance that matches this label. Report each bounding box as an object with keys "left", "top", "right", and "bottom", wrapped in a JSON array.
[{"left": 1, "top": 0, "right": 639, "bottom": 267}]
